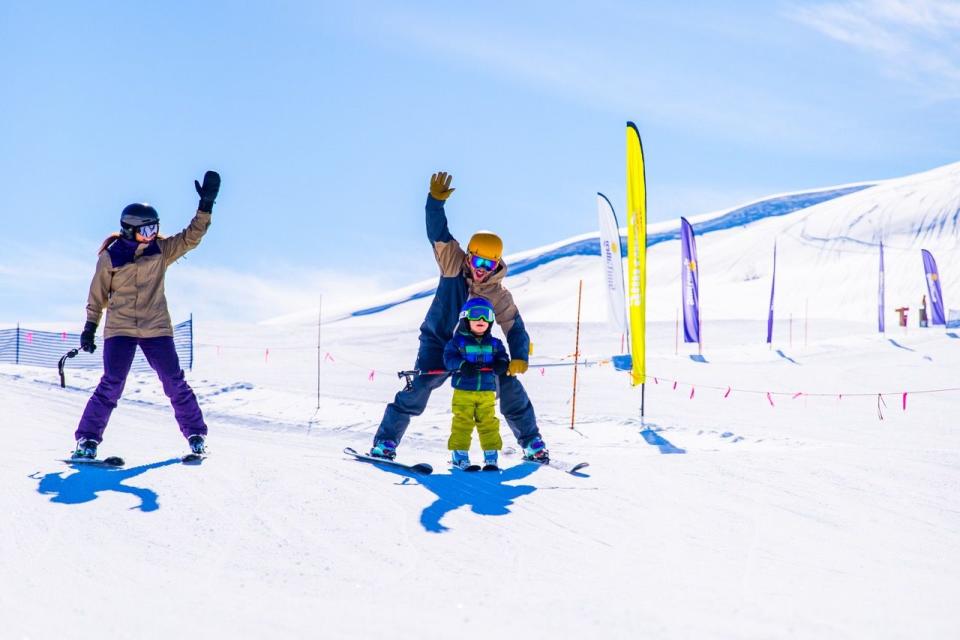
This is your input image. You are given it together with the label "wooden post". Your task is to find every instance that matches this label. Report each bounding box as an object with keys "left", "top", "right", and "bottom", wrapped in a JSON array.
[{"left": 571, "top": 280, "right": 583, "bottom": 430}]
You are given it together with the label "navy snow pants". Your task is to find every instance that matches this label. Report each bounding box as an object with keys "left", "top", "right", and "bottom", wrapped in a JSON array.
[{"left": 373, "top": 348, "right": 540, "bottom": 448}]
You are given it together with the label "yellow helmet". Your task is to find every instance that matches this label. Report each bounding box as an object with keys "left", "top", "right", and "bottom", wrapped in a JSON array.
[{"left": 467, "top": 231, "right": 503, "bottom": 261}]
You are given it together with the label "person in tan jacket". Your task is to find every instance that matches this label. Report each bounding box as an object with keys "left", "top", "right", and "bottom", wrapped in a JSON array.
[
  {"left": 72, "top": 171, "right": 220, "bottom": 460},
  {"left": 369, "top": 172, "right": 549, "bottom": 463}
]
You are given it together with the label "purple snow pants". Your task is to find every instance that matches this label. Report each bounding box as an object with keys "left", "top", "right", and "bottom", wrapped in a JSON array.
[{"left": 75, "top": 336, "right": 207, "bottom": 442}]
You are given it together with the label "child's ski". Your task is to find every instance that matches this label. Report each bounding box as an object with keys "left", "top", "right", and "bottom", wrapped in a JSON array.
[
  {"left": 181, "top": 453, "right": 206, "bottom": 464},
  {"left": 343, "top": 447, "right": 433, "bottom": 475}
]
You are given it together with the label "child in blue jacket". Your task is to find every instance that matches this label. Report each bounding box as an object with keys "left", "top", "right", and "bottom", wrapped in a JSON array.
[{"left": 443, "top": 297, "right": 510, "bottom": 469}]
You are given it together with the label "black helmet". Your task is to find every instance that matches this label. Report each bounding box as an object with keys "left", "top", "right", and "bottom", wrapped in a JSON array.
[{"left": 120, "top": 203, "right": 159, "bottom": 240}]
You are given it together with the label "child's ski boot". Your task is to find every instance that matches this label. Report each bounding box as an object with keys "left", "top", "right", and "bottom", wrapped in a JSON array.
[
  {"left": 451, "top": 450, "right": 480, "bottom": 471},
  {"left": 482, "top": 450, "right": 499, "bottom": 471}
]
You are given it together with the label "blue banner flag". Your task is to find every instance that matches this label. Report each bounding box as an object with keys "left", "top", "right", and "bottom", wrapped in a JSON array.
[
  {"left": 680, "top": 217, "right": 700, "bottom": 343},
  {"left": 879, "top": 241, "right": 885, "bottom": 333},
  {"left": 922, "top": 249, "right": 946, "bottom": 325}
]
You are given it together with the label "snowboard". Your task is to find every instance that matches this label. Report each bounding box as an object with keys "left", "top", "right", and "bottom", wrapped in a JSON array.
[{"left": 343, "top": 447, "right": 433, "bottom": 475}]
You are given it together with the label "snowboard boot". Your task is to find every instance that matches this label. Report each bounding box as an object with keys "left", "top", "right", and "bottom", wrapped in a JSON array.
[
  {"left": 369, "top": 440, "right": 397, "bottom": 460},
  {"left": 483, "top": 450, "right": 498, "bottom": 466},
  {"left": 72, "top": 438, "right": 99, "bottom": 460},
  {"left": 187, "top": 434, "right": 207, "bottom": 455},
  {"left": 451, "top": 450, "right": 472, "bottom": 470},
  {"left": 522, "top": 437, "right": 549, "bottom": 463}
]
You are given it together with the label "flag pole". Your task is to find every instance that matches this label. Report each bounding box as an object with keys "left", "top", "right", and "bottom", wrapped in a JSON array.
[{"left": 316, "top": 295, "right": 322, "bottom": 413}]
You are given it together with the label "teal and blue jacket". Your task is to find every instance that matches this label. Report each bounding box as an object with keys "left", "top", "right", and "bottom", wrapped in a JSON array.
[{"left": 443, "top": 325, "right": 509, "bottom": 392}]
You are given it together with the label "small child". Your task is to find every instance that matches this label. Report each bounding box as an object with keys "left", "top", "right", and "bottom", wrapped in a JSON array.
[{"left": 443, "top": 297, "right": 510, "bottom": 469}]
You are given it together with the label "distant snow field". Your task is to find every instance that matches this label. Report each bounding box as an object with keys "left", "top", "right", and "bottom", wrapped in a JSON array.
[{"left": 2, "top": 162, "right": 959, "bottom": 639}]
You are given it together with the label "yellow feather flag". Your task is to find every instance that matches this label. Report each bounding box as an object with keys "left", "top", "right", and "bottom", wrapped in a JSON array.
[{"left": 626, "top": 122, "right": 647, "bottom": 385}]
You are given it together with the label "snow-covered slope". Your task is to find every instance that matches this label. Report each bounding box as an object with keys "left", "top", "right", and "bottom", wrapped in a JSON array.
[{"left": 4, "top": 162, "right": 960, "bottom": 639}]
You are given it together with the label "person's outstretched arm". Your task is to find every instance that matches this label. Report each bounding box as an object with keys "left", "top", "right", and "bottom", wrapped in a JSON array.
[
  {"left": 426, "top": 171, "right": 465, "bottom": 276},
  {"left": 160, "top": 170, "right": 220, "bottom": 265}
]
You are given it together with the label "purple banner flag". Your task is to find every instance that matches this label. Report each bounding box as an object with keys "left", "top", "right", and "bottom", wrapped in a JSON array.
[
  {"left": 922, "top": 249, "right": 946, "bottom": 325},
  {"left": 680, "top": 218, "right": 701, "bottom": 343},
  {"left": 766, "top": 242, "right": 777, "bottom": 344},
  {"left": 878, "top": 241, "right": 885, "bottom": 333}
]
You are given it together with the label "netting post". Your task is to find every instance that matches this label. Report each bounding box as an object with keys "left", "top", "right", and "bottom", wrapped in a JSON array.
[{"left": 189, "top": 313, "right": 194, "bottom": 371}]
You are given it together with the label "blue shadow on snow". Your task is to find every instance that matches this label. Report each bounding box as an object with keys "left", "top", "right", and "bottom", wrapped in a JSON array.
[
  {"left": 32, "top": 458, "right": 182, "bottom": 512},
  {"left": 947, "top": 332, "right": 959, "bottom": 339},
  {"left": 689, "top": 354, "right": 708, "bottom": 363},
  {"left": 640, "top": 428, "right": 687, "bottom": 455},
  {"left": 360, "top": 460, "right": 542, "bottom": 534},
  {"left": 888, "top": 339, "right": 915, "bottom": 351},
  {"left": 775, "top": 349, "right": 800, "bottom": 365}
]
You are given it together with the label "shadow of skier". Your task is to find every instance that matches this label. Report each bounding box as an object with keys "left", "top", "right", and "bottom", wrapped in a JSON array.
[
  {"left": 364, "top": 461, "right": 542, "bottom": 533},
  {"left": 31, "top": 458, "right": 183, "bottom": 512}
]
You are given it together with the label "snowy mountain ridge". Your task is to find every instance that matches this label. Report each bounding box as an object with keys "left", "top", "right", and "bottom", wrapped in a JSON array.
[{"left": 292, "top": 161, "right": 959, "bottom": 327}]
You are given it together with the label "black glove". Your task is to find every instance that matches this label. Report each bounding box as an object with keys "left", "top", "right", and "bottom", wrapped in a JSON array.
[
  {"left": 493, "top": 359, "right": 509, "bottom": 375},
  {"left": 459, "top": 361, "right": 481, "bottom": 375},
  {"left": 80, "top": 321, "right": 97, "bottom": 354},
  {"left": 195, "top": 170, "right": 221, "bottom": 213}
]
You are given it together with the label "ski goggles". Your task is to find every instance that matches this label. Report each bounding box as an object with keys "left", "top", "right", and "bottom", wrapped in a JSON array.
[
  {"left": 136, "top": 223, "right": 159, "bottom": 239},
  {"left": 468, "top": 254, "right": 498, "bottom": 271},
  {"left": 461, "top": 306, "right": 495, "bottom": 322}
]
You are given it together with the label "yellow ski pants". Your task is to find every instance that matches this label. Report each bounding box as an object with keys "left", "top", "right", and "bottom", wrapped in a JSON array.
[{"left": 448, "top": 389, "right": 503, "bottom": 451}]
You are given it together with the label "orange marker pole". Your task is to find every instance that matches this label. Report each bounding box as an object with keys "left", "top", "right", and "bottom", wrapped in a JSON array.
[{"left": 571, "top": 280, "right": 584, "bottom": 430}]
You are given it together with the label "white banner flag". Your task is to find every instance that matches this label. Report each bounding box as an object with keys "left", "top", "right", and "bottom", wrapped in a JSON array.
[{"left": 597, "top": 192, "right": 627, "bottom": 338}]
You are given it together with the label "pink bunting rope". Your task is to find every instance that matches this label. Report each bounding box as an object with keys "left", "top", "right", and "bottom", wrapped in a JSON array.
[{"left": 192, "top": 345, "right": 960, "bottom": 413}]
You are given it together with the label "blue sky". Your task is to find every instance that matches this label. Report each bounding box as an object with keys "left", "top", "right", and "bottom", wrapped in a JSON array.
[{"left": 2, "top": 0, "right": 958, "bottom": 323}]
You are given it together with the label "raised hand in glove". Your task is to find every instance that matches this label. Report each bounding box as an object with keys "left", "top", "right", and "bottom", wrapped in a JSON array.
[
  {"left": 507, "top": 360, "right": 528, "bottom": 376},
  {"left": 429, "top": 171, "right": 455, "bottom": 201},
  {"left": 458, "top": 360, "right": 481, "bottom": 376},
  {"left": 80, "top": 321, "right": 97, "bottom": 354},
  {"left": 195, "top": 170, "right": 221, "bottom": 213}
]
